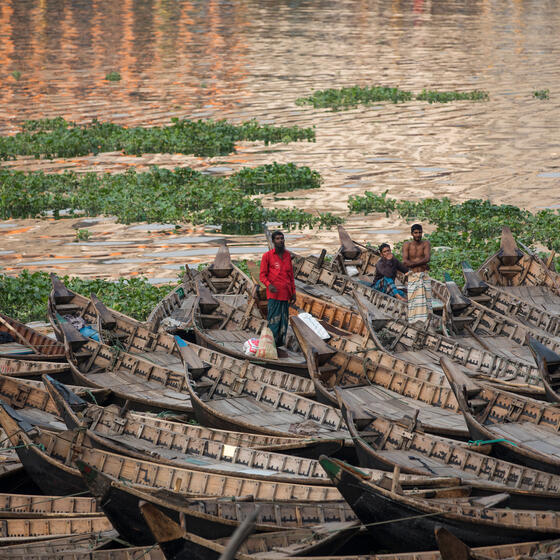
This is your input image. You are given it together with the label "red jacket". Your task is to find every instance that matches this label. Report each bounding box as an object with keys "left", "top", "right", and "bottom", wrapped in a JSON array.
[{"left": 260, "top": 249, "right": 295, "bottom": 301}]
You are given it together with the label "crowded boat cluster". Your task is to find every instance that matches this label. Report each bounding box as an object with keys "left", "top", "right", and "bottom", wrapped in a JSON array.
[{"left": 1, "top": 225, "right": 560, "bottom": 559}]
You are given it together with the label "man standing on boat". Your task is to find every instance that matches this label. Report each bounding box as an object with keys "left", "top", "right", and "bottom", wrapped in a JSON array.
[
  {"left": 260, "top": 230, "right": 296, "bottom": 347},
  {"left": 373, "top": 243, "right": 408, "bottom": 302},
  {"left": 402, "top": 224, "right": 432, "bottom": 324}
]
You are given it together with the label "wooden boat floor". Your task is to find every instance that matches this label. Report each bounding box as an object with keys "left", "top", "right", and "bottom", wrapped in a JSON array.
[
  {"left": 169, "top": 294, "right": 197, "bottom": 323},
  {"left": 84, "top": 371, "right": 191, "bottom": 406},
  {"left": 501, "top": 286, "right": 560, "bottom": 314},
  {"left": 339, "top": 386, "right": 467, "bottom": 434},
  {"left": 100, "top": 432, "right": 324, "bottom": 480},
  {"left": 206, "top": 330, "right": 305, "bottom": 364},
  {"left": 207, "top": 396, "right": 346, "bottom": 438},
  {"left": 376, "top": 449, "right": 500, "bottom": 481},
  {"left": 133, "top": 351, "right": 184, "bottom": 373},
  {"left": 454, "top": 333, "right": 535, "bottom": 365},
  {"left": 296, "top": 280, "right": 355, "bottom": 309},
  {"left": 489, "top": 422, "right": 560, "bottom": 459},
  {"left": 13, "top": 407, "right": 66, "bottom": 431},
  {"left": 0, "top": 343, "right": 34, "bottom": 356}
]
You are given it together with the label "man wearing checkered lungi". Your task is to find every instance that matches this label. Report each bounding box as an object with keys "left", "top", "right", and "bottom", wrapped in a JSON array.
[{"left": 403, "top": 224, "right": 432, "bottom": 325}]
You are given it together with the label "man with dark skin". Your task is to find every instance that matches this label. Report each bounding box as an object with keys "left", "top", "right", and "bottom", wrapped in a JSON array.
[
  {"left": 402, "top": 224, "right": 431, "bottom": 272},
  {"left": 260, "top": 231, "right": 296, "bottom": 347},
  {"left": 402, "top": 224, "right": 433, "bottom": 324}
]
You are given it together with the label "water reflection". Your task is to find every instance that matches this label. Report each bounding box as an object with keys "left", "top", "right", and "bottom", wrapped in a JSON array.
[{"left": 0, "top": 0, "right": 559, "bottom": 279}]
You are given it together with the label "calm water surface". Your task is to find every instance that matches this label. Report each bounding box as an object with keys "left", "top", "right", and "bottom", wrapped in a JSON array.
[{"left": 0, "top": 0, "right": 559, "bottom": 278}]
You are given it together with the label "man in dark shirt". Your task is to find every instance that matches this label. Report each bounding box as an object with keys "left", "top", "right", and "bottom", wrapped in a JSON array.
[
  {"left": 373, "top": 243, "right": 408, "bottom": 301},
  {"left": 259, "top": 230, "right": 296, "bottom": 347}
]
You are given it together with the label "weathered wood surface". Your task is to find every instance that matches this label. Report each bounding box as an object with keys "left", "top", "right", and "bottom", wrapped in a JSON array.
[
  {"left": 193, "top": 296, "right": 308, "bottom": 375},
  {"left": 291, "top": 316, "right": 467, "bottom": 438},
  {"left": 0, "top": 493, "right": 101, "bottom": 518},
  {"left": 44, "top": 376, "right": 336, "bottom": 485},
  {"left": 184, "top": 362, "right": 348, "bottom": 439},
  {"left": 0, "top": 531, "right": 119, "bottom": 558},
  {"left": 61, "top": 328, "right": 194, "bottom": 414},
  {"left": 0, "top": 516, "right": 112, "bottom": 544},
  {"left": 339, "top": 393, "right": 560, "bottom": 505},
  {"left": 0, "top": 357, "right": 69, "bottom": 377},
  {"left": 478, "top": 228, "right": 560, "bottom": 296},
  {"left": 321, "top": 455, "right": 560, "bottom": 552},
  {"left": 146, "top": 248, "right": 257, "bottom": 332},
  {"left": 442, "top": 356, "right": 560, "bottom": 474},
  {"left": 48, "top": 284, "right": 314, "bottom": 396},
  {"left": 0, "top": 313, "right": 65, "bottom": 360}
]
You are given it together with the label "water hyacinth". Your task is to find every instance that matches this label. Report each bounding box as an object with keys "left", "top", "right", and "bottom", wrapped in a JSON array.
[{"left": 0, "top": 117, "right": 316, "bottom": 160}]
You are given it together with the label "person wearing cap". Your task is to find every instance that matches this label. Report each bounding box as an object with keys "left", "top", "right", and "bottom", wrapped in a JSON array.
[
  {"left": 259, "top": 230, "right": 296, "bottom": 347},
  {"left": 373, "top": 243, "right": 408, "bottom": 302},
  {"left": 402, "top": 224, "right": 432, "bottom": 324}
]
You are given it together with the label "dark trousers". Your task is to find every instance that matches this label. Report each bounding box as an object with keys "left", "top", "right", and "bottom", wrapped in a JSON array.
[{"left": 267, "top": 299, "right": 289, "bottom": 347}]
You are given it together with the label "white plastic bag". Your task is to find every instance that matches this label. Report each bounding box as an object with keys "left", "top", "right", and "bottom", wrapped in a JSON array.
[{"left": 297, "top": 312, "right": 330, "bottom": 340}]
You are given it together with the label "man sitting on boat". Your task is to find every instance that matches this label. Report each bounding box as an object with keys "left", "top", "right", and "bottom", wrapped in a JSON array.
[
  {"left": 373, "top": 243, "right": 408, "bottom": 302},
  {"left": 402, "top": 224, "right": 432, "bottom": 324},
  {"left": 259, "top": 230, "right": 296, "bottom": 347}
]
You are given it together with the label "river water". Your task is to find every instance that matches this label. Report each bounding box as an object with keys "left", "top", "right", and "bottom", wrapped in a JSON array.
[{"left": 0, "top": 0, "right": 559, "bottom": 281}]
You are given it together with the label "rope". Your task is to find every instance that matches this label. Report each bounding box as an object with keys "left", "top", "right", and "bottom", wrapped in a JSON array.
[
  {"left": 468, "top": 438, "right": 518, "bottom": 447},
  {"left": 85, "top": 389, "right": 98, "bottom": 406}
]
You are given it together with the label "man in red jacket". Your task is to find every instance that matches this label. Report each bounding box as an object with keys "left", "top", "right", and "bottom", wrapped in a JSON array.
[{"left": 259, "top": 230, "right": 296, "bottom": 347}]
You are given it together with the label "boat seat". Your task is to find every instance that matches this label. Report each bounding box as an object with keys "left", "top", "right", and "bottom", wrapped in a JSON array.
[
  {"left": 55, "top": 303, "right": 82, "bottom": 313},
  {"left": 497, "top": 265, "right": 523, "bottom": 277},
  {"left": 470, "top": 294, "right": 492, "bottom": 304},
  {"left": 469, "top": 492, "right": 510, "bottom": 508}
]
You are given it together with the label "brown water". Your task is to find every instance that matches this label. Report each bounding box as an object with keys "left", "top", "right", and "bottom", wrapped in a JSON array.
[{"left": 1, "top": 0, "right": 559, "bottom": 280}]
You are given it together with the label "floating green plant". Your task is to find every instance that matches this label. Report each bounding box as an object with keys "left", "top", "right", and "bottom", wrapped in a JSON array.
[
  {"left": 74, "top": 229, "right": 91, "bottom": 242},
  {"left": 0, "top": 164, "right": 341, "bottom": 231},
  {"left": 105, "top": 71, "right": 122, "bottom": 81},
  {"left": 533, "top": 89, "right": 550, "bottom": 100},
  {"left": 296, "top": 85, "right": 489, "bottom": 110},
  {"left": 348, "top": 192, "right": 559, "bottom": 282},
  {"left": 415, "top": 89, "right": 489, "bottom": 103},
  {"left": 11, "top": 70, "right": 21, "bottom": 80},
  {"left": 296, "top": 86, "right": 413, "bottom": 111},
  {"left": 0, "top": 118, "right": 316, "bottom": 160},
  {"left": 0, "top": 271, "right": 171, "bottom": 323}
]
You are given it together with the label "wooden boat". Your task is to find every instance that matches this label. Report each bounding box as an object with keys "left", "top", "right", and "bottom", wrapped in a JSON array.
[
  {"left": 463, "top": 261, "right": 560, "bottom": 338},
  {"left": 442, "top": 356, "right": 560, "bottom": 474},
  {"left": 140, "top": 501, "right": 359, "bottom": 560},
  {"left": 47, "top": 282, "right": 315, "bottom": 397},
  {"left": 192, "top": 289, "right": 314, "bottom": 376},
  {"left": 293, "top": 287, "right": 543, "bottom": 396},
  {"left": 0, "top": 374, "right": 110, "bottom": 430},
  {"left": 0, "top": 492, "right": 102, "bottom": 518},
  {"left": 78, "top": 462, "right": 357, "bottom": 545},
  {"left": 0, "top": 544, "right": 163, "bottom": 560},
  {"left": 182, "top": 349, "right": 348, "bottom": 440},
  {"left": 10, "top": 549, "right": 163, "bottom": 560},
  {"left": 55, "top": 314, "right": 195, "bottom": 414},
  {"left": 0, "top": 516, "right": 112, "bottom": 545},
  {"left": 528, "top": 337, "right": 560, "bottom": 403},
  {"left": 44, "top": 376, "right": 337, "bottom": 485},
  {"left": 330, "top": 229, "right": 560, "bottom": 352},
  {"left": 0, "top": 356, "right": 69, "bottom": 378},
  {"left": 291, "top": 315, "right": 468, "bottom": 439},
  {"left": 0, "top": 531, "right": 119, "bottom": 558},
  {"left": 0, "top": 402, "right": 342, "bottom": 501},
  {"left": 0, "top": 313, "right": 65, "bottom": 361},
  {"left": 478, "top": 226, "right": 560, "bottom": 300},
  {"left": 146, "top": 241, "right": 260, "bottom": 332},
  {"left": 28, "top": 373, "right": 337, "bottom": 459},
  {"left": 320, "top": 455, "right": 560, "bottom": 551},
  {"left": 338, "top": 390, "right": 560, "bottom": 510}
]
